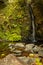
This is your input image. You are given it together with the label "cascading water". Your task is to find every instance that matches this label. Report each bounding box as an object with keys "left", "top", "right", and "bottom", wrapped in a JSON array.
[{"left": 29, "top": 4, "right": 36, "bottom": 42}]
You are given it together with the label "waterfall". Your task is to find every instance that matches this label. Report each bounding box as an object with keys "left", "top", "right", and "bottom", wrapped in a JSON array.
[{"left": 29, "top": 4, "right": 36, "bottom": 42}]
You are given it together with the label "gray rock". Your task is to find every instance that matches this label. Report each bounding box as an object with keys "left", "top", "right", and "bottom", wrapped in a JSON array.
[
  {"left": 38, "top": 48, "right": 43, "bottom": 57},
  {"left": 33, "top": 45, "right": 40, "bottom": 53},
  {"left": 18, "top": 57, "right": 36, "bottom": 65},
  {"left": 8, "top": 43, "right": 15, "bottom": 49},
  {"left": 8, "top": 43, "right": 15, "bottom": 52},
  {"left": 8, "top": 43, "right": 15, "bottom": 47},
  {"left": 15, "top": 43, "right": 24, "bottom": 48},
  {"left": 18, "top": 57, "right": 29, "bottom": 64},
  {"left": 13, "top": 50, "right": 22, "bottom": 56},
  {"left": 25, "top": 44, "right": 34, "bottom": 52},
  {"left": 13, "top": 50, "right": 22, "bottom": 53},
  {"left": 0, "top": 54, "right": 28, "bottom": 65},
  {"left": 27, "top": 58, "right": 35, "bottom": 65}
]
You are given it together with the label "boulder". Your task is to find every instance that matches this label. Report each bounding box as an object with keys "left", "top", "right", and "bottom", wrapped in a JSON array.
[
  {"left": 8, "top": 43, "right": 15, "bottom": 52},
  {"left": 15, "top": 43, "right": 24, "bottom": 48},
  {"left": 33, "top": 45, "right": 40, "bottom": 53},
  {"left": 25, "top": 44, "right": 34, "bottom": 52},
  {"left": 18, "top": 56, "right": 29, "bottom": 64},
  {"left": 38, "top": 48, "right": 43, "bottom": 57},
  {"left": 0, "top": 54, "right": 28, "bottom": 65}
]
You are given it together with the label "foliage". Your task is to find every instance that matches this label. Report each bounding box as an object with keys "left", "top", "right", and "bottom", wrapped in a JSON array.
[
  {"left": 0, "top": 0, "right": 43, "bottom": 41},
  {"left": 35, "top": 58, "right": 42, "bottom": 65},
  {"left": 0, "top": 0, "right": 31, "bottom": 41}
]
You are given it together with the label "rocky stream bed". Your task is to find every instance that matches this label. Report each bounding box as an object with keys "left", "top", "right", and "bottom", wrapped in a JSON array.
[{"left": 0, "top": 42, "right": 43, "bottom": 65}]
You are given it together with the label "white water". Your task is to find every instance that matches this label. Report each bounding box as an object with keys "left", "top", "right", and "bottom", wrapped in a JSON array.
[{"left": 29, "top": 4, "right": 36, "bottom": 42}]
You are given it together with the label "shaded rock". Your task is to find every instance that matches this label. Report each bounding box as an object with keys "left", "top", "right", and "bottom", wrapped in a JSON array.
[
  {"left": 21, "top": 51, "right": 29, "bottom": 57},
  {"left": 0, "top": 54, "right": 28, "bottom": 65},
  {"left": 8, "top": 43, "right": 15, "bottom": 48},
  {"left": 38, "top": 48, "right": 43, "bottom": 57},
  {"left": 8, "top": 43, "right": 15, "bottom": 49},
  {"left": 39, "top": 44, "right": 43, "bottom": 48},
  {"left": 13, "top": 50, "right": 22, "bottom": 56},
  {"left": 27, "top": 58, "right": 35, "bottom": 65},
  {"left": 15, "top": 47, "right": 24, "bottom": 51},
  {"left": 8, "top": 43, "right": 15, "bottom": 52},
  {"left": 33, "top": 45, "right": 40, "bottom": 53},
  {"left": 13, "top": 50, "right": 22, "bottom": 55}
]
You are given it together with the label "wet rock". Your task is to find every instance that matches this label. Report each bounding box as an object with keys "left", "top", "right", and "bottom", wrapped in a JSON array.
[{"left": 0, "top": 54, "right": 28, "bottom": 65}]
